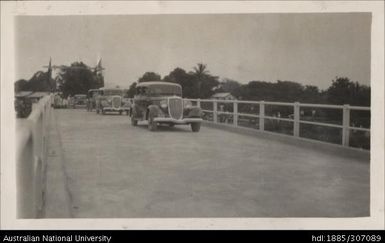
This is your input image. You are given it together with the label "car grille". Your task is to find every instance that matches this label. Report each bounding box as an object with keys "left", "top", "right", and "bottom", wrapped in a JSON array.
[
  {"left": 168, "top": 97, "right": 183, "bottom": 120},
  {"left": 112, "top": 96, "right": 121, "bottom": 108}
]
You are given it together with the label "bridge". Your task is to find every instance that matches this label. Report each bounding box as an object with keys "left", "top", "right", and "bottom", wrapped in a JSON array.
[{"left": 16, "top": 95, "right": 370, "bottom": 218}]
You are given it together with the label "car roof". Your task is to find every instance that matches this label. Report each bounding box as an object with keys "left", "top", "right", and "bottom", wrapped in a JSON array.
[{"left": 136, "top": 81, "right": 181, "bottom": 88}]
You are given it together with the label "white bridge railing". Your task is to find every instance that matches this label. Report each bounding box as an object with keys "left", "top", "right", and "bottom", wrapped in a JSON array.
[
  {"left": 16, "top": 94, "right": 53, "bottom": 218},
  {"left": 184, "top": 98, "right": 370, "bottom": 149}
]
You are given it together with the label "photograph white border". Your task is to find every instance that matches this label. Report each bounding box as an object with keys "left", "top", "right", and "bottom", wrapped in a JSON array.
[{"left": 1, "top": 1, "right": 384, "bottom": 230}]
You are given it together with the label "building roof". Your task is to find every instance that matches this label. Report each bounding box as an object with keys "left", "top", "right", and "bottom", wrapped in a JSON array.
[{"left": 211, "top": 92, "right": 234, "bottom": 98}]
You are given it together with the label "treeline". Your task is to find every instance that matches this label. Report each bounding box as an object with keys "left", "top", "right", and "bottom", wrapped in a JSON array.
[
  {"left": 56, "top": 62, "right": 104, "bottom": 97},
  {"left": 127, "top": 63, "right": 220, "bottom": 99},
  {"left": 129, "top": 63, "right": 370, "bottom": 106},
  {"left": 15, "top": 61, "right": 370, "bottom": 106},
  {"left": 15, "top": 62, "right": 104, "bottom": 97},
  {"left": 15, "top": 71, "right": 55, "bottom": 93}
]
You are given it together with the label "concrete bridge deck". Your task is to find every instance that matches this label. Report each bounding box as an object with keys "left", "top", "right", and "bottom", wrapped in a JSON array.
[{"left": 44, "top": 109, "right": 369, "bottom": 218}]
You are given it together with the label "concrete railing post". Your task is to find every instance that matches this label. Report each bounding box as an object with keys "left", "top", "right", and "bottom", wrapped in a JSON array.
[
  {"left": 259, "top": 101, "right": 265, "bottom": 131},
  {"left": 342, "top": 104, "right": 350, "bottom": 147},
  {"left": 213, "top": 100, "right": 217, "bottom": 123},
  {"left": 197, "top": 99, "right": 201, "bottom": 108},
  {"left": 233, "top": 100, "right": 238, "bottom": 126},
  {"left": 293, "top": 102, "right": 300, "bottom": 137}
]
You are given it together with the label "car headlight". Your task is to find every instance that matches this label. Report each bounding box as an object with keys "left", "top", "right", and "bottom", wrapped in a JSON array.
[
  {"left": 102, "top": 100, "right": 109, "bottom": 106},
  {"left": 160, "top": 100, "right": 168, "bottom": 109}
]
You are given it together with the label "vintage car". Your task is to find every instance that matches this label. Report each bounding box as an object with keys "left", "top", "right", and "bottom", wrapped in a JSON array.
[
  {"left": 130, "top": 81, "right": 202, "bottom": 132},
  {"left": 96, "top": 88, "right": 130, "bottom": 115},
  {"left": 72, "top": 94, "right": 87, "bottom": 109}
]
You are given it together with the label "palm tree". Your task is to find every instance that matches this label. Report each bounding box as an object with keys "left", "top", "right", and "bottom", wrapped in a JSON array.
[
  {"left": 193, "top": 63, "right": 209, "bottom": 78},
  {"left": 192, "top": 63, "right": 209, "bottom": 97}
]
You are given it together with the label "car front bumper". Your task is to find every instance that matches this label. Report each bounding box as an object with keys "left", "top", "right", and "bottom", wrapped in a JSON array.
[{"left": 154, "top": 117, "right": 202, "bottom": 124}]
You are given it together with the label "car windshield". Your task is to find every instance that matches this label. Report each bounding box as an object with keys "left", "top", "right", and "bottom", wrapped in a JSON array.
[
  {"left": 137, "top": 85, "right": 182, "bottom": 97},
  {"left": 103, "top": 89, "right": 122, "bottom": 96}
]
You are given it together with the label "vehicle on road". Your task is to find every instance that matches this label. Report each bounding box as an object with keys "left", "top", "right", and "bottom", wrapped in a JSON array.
[
  {"left": 96, "top": 88, "right": 130, "bottom": 115},
  {"left": 53, "top": 92, "right": 68, "bottom": 109},
  {"left": 130, "top": 81, "right": 202, "bottom": 132},
  {"left": 72, "top": 94, "right": 87, "bottom": 109}
]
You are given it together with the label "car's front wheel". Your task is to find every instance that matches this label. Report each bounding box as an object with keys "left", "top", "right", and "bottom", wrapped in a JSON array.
[{"left": 191, "top": 122, "right": 201, "bottom": 132}]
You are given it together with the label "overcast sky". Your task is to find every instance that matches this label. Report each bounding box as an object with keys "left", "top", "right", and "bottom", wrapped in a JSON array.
[{"left": 15, "top": 13, "right": 371, "bottom": 90}]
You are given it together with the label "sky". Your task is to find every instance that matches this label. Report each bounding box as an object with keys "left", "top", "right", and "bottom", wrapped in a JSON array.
[{"left": 15, "top": 13, "right": 371, "bottom": 90}]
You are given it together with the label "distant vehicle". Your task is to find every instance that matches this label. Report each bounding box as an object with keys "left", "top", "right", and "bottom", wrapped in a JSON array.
[
  {"left": 53, "top": 93, "right": 68, "bottom": 109},
  {"left": 96, "top": 88, "right": 130, "bottom": 115},
  {"left": 121, "top": 89, "right": 132, "bottom": 113},
  {"left": 72, "top": 94, "right": 87, "bottom": 109},
  {"left": 87, "top": 89, "right": 102, "bottom": 111},
  {"left": 130, "top": 81, "right": 202, "bottom": 132}
]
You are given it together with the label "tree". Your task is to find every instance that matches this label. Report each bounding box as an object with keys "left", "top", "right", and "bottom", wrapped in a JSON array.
[
  {"left": 215, "top": 78, "right": 241, "bottom": 94},
  {"left": 234, "top": 80, "right": 276, "bottom": 101},
  {"left": 274, "top": 80, "right": 304, "bottom": 102},
  {"left": 163, "top": 67, "right": 196, "bottom": 97},
  {"left": 14, "top": 70, "right": 54, "bottom": 93},
  {"left": 126, "top": 82, "right": 137, "bottom": 98},
  {"left": 58, "top": 62, "right": 103, "bottom": 97},
  {"left": 301, "top": 85, "right": 322, "bottom": 103},
  {"left": 138, "top": 72, "right": 161, "bottom": 83},
  {"left": 162, "top": 64, "right": 219, "bottom": 98},
  {"left": 326, "top": 77, "right": 370, "bottom": 106},
  {"left": 163, "top": 68, "right": 189, "bottom": 84},
  {"left": 191, "top": 63, "right": 208, "bottom": 97},
  {"left": 192, "top": 63, "right": 209, "bottom": 78},
  {"left": 190, "top": 63, "right": 219, "bottom": 98},
  {"left": 14, "top": 79, "right": 29, "bottom": 92}
]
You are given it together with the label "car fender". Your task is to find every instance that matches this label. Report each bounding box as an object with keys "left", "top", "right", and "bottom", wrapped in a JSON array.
[{"left": 187, "top": 107, "right": 202, "bottom": 118}]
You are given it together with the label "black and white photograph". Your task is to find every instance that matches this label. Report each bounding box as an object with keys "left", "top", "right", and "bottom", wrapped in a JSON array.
[{"left": 1, "top": 1, "right": 384, "bottom": 230}]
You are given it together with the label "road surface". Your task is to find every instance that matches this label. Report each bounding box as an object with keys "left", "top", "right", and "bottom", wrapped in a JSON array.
[{"left": 44, "top": 109, "right": 369, "bottom": 218}]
